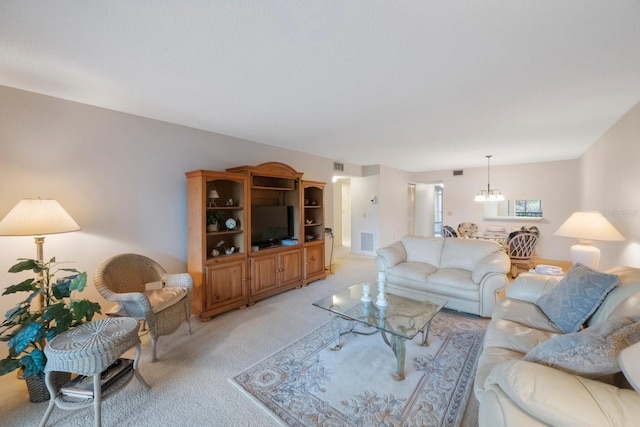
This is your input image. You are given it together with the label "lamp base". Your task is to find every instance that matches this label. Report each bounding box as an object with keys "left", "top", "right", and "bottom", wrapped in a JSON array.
[{"left": 570, "top": 243, "right": 600, "bottom": 270}]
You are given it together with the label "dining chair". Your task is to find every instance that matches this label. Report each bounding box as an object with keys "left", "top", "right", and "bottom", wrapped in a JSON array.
[
  {"left": 506, "top": 232, "right": 539, "bottom": 278},
  {"left": 457, "top": 222, "right": 478, "bottom": 238},
  {"left": 442, "top": 225, "right": 457, "bottom": 238}
]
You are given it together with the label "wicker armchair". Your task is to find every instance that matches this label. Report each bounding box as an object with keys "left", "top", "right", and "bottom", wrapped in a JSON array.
[
  {"left": 457, "top": 222, "right": 478, "bottom": 238},
  {"left": 506, "top": 232, "right": 539, "bottom": 278},
  {"left": 94, "top": 254, "right": 192, "bottom": 362},
  {"left": 442, "top": 225, "right": 457, "bottom": 238}
]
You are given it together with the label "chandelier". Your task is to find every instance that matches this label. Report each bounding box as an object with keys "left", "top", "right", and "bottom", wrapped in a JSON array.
[{"left": 474, "top": 155, "right": 504, "bottom": 202}]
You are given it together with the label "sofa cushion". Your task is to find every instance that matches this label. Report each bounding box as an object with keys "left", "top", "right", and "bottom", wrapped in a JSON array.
[
  {"left": 483, "top": 318, "right": 560, "bottom": 354},
  {"left": 439, "top": 238, "right": 501, "bottom": 271},
  {"left": 492, "top": 298, "right": 564, "bottom": 333},
  {"left": 427, "top": 268, "right": 477, "bottom": 290},
  {"left": 523, "top": 316, "right": 640, "bottom": 379},
  {"left": 536, "top": 263, "right": 620, "bottom": 333},
  {"left": 387, "top": 261, "right": 437, "bottom": 282},
  {"left": 483, "top": 360, "right": 640, "bottom": 427},
  {"left": 401, "top": 236, "right": 443, "bottom": 267},
  {"left": 144, "top": 286, "right": 188, "bottom": 314}
]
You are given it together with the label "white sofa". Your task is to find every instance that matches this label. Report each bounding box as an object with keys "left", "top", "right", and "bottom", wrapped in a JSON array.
[
  {"left": 475, "top": 266, "right": 640, "bottom": 427},
  {"left": 375, "top": 236, "right": 510, "bottom": 317}
]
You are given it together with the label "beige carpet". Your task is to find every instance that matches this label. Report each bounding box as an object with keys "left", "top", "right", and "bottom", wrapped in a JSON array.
[{"left": 0, "top": 250, "right": 483, "bottom": 426}]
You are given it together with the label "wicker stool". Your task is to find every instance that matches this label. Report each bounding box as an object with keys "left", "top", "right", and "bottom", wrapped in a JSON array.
[{"left": 39, "top": 317, "right": 150, "bottom": 427}]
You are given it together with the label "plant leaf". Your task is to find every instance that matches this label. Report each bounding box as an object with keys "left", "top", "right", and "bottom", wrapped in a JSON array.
[
  {"left": 8, "top": 259, "right": 39, "bottom": 273},
  {"left": 43, "top": 303, "right": 72, "bottom": 337},
  {"left": 0, "top": 357, "right": 21, "bottom": 376},
  {"left": 69, "top": 272, "right": 87, "bottom": 292},
  {"left": 8, "top": 322, "right": 44, "bottom": 354},
  {"left": 21, "top": 349, "right": 45, "bottom": 378},
  {"left": 2, "top": 278, "right": 37, "bottom": 296},
  {"left": 51, "top": 278, "right": 71, "bottom": 300}
]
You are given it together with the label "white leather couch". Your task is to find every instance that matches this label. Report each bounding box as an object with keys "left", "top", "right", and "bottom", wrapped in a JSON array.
[
  {"left": 475, "top": 267, "right": 640, "bottom": 427},
  {"left": 375, "top": 236, "right": 510, "bottom": 317}
]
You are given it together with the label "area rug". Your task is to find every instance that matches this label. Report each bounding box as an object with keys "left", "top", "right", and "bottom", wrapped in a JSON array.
[{"left": 232, "top": 310, "right": 488, "bottom": 427}]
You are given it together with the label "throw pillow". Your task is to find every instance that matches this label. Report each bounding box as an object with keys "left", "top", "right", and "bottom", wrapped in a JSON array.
[
  {"left": 536, "top": 263, "right": 620, "bottom": 333},
  {"left": 523, "top": 316, "right": 640, "bottom": 378}
]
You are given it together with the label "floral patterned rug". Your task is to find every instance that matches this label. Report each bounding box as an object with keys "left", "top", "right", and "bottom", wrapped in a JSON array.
[{"left": 232, "top": 310, "right": 488, "bottom": 426}]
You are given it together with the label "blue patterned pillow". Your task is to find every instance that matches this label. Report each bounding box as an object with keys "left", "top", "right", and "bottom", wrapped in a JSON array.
[{"left": 536, "top": 263, "right": 620, "bottom": 333}]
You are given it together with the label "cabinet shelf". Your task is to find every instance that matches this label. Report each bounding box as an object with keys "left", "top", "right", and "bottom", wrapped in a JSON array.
[
  {"left": 207, "top": 230, "right": 243, "bottom": 236},
  {"left": 207, "top": 206, "right": 243, "bottom": 210},
  {"left": 304, "top": 223, "right": 321, "bottom": 227},
  {"left": 206, "top": 252, "right": 244, "bottom": 261}
]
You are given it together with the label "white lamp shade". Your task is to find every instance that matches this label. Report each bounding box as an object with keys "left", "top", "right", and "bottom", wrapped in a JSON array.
[
  {"left": 208, "top": 189, "right": 220, "bottom": 199},
  {"left": 0, "top": 198, "right": 81, "bottom": 236},
  {"left": 554, "top": 211, "right": 624, "bottom": 269},
  {"left": 554, "top": 211, "right": 625, "bottom": 242}
]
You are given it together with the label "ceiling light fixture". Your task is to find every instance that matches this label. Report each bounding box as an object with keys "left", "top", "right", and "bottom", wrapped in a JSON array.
[{"left": 474, "top": 155, "right": 504, "bottom": 202}]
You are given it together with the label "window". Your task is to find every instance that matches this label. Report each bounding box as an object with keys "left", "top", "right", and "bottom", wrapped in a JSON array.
[{"left": 514, "top": 200, "right": 542, "bottom": 217}]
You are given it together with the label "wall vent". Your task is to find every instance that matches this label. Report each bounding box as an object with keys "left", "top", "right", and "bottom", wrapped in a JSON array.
[
  {"left": 333, "top": 162, "right": 344, "bottom": 172},
  {"left": 453, "top": 170, "right": 463, "bottom": 176},
  {"left": 360, "top": 232, "right": 374, "bottom": 253}
]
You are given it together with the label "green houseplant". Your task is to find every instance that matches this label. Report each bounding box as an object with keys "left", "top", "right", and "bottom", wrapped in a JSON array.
[
  {"left": 207, "top": 211, "right": 225, "bottom": 232},
  {"left": 0, "top": 257, "right": 102, "bottom": 381}
]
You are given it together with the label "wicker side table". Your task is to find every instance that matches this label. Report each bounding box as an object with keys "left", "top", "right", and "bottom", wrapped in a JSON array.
[{"left": 39, "top": 317, "right": 150, "bottom": 427}]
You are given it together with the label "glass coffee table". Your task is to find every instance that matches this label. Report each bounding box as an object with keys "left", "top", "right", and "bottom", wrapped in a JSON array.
[{"left": 312, "top": 282, "right": 447, "bottom": 380}]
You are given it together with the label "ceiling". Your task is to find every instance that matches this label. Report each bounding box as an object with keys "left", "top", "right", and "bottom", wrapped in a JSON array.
[{"left": 1, "top": 1, "right": 639, "bottom": 172}]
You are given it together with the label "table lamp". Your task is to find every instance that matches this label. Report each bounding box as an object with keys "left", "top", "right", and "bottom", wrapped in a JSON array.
[
  {"left": 0, "top": 198, "right": 81, "bottom": 306},
  {"left": 553, "top": 211, "right": 624, "bottom": 269},
  {"left": 208, "top": 189, "right": 220, "bottom": 207}
]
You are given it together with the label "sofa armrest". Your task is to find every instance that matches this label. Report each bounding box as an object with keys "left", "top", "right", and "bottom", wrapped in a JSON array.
[
  {"left": 471, "top": 251, "right": 510, "bottom": 283},
  {"left": 375, "top": 241, "right": 407, "bottom": 271},
  {"left": 505, "top": 273, "right": 562, "bottom": 303},
  {"left": 482, "top": 360, "right": 640, "bottom": 427}
]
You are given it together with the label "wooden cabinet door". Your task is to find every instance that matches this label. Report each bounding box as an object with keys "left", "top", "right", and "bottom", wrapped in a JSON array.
[
  {"left": 304, "top": 244, "right": 324, "bottom": 282},
  {"left": 279, "top": 249, "right": 302, "bottom": 287},
  {"left": 206, "top": 259, "right": 247, "bottom": 309},
  {"left": 250, "top": 254, "right": 278, "bottom": 294}
]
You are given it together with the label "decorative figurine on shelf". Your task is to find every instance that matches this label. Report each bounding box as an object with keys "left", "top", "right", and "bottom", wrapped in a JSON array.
[
  {"left": 305, "top": 219, "right": 313, "bottom": 224},
  {"left": 211, "top": 249, "right": 220, "bottom": 257},
  {"left": 225, "top": 198, "right": 234, "bottom": 207},
  {"left": 216, "top": 240, "right": 236, "bottom": 256},
  {"left": 311, "top": 199, "right": 318, "bottom": 206}
]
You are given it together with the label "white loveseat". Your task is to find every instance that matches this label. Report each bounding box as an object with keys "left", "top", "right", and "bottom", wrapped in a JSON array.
[
  {"left": 475, "top": 266, "right": 640, "bottom": 427},
  {"left": 375, "top": 236, "right": 510, "bottom": 317}
]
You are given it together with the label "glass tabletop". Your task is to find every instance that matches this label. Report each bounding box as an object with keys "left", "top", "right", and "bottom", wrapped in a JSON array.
[{"left": 312, "top": 282, "right": 447, "bottom": 340}]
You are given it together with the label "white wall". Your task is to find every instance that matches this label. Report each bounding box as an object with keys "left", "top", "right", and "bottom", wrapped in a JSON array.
[
  {"left": 0, "top": 86, "right": 360, "bottom": 359},
  {"left": 350, "top": 168, "right": 380, "bottom": 255},
  {"left": 379, "top": 165, "right": 412, "bottom": 245},
  {"left": 415, "top": 183, "right": 436, "bottom": 236},
  {"left": 579, "top": 101, "right": 640, "bottom": 269}
]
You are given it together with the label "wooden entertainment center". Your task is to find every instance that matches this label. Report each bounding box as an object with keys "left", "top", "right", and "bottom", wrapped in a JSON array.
[{"left": 186, "top": 162, "right": 327, "bottom": 320}]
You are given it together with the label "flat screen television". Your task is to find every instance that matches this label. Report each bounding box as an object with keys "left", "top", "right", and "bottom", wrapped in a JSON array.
[{"left": 251, "top": 205, "right": 294, "bottom": 244}]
